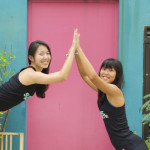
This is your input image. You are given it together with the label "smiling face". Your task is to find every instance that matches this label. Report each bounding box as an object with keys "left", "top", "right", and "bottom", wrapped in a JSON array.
[
  {"left": 99, "top": 58, "right": 123, "bottom": 88},
  {"left": 29, "top": 45, "right": 51, "bottom": 71},
  {"left": 100, "top": 67, "right": 116, "bottom": 84}
]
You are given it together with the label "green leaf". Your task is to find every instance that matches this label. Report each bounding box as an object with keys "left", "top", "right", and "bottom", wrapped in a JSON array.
[
  {"left": 139, "top": 100, "right": 150, "bottom": 112},
  {"left": 143, "top": 94, "right": 150, "bottom": 100}
]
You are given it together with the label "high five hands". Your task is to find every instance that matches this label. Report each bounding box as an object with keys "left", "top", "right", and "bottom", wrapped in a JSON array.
[{"left": 70, "top": 29, "right": 80, "bottom": 56}]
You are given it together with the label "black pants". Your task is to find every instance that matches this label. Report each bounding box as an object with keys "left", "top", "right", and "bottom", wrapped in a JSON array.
[{"left": 115, "top": 134, "right": 148, "bottom": 150}]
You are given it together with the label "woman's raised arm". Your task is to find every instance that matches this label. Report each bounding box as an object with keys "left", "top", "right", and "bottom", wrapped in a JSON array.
[
  {"left": 75, "top": 34, "right": 120, "bottom": 96},
  {"left": 19, "top": 29, "right": 79, "bottom": 85}
]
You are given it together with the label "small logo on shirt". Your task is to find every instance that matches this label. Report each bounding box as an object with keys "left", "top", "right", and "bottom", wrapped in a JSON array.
[
  {"left": 24, "top": 92, "right": 32, "bottom": 100},
  {"left": 100, "top": 111, "right": 109, "bottom": 119}
]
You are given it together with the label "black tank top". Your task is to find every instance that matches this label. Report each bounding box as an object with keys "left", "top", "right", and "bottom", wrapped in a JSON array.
[
  {"left": 99, "top": 98, "right": 133, "bottom": 149},
  {"left": 0, "top": 66, "right": 37, "bottom": 111}
]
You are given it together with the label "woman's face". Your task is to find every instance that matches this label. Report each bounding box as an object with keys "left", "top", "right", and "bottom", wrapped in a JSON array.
[
  {"left": 100, "top": 67, "right": 116, "bottom": 84},
  {"left": 29, "top": 45, "right": 51, "bottom": 71}
]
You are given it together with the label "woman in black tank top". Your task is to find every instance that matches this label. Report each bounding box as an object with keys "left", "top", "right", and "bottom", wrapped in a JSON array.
[
  {"left": 75, "top": 32, "right": 148, "bottom": 150},
  {"left": 0, "top": 29, "right": 79, "bottom": 112}
]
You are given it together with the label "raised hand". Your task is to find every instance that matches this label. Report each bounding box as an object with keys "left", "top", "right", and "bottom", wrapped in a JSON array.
[
  {"left": 76, "top": 31, "right": 80, "bottom": 51},
  {"left": 72, "top": 28, "right": 79, "bottom": 50},
  {"left": 67, "top": 29, "right": 79, "bottom": 56}
]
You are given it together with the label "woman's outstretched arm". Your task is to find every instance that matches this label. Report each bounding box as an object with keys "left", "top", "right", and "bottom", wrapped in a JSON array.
[
  {"left": 75, "top": 34, "right": 98, "bottom": 92},
  {"left": 75, "top": 35, "right": 121, "bottom": 96},
  {"left": 75, "top": 48, "right": 98, "bottom": 92},
  {"left": 19, "top": 29, "right": 79, "bottom": 85}
]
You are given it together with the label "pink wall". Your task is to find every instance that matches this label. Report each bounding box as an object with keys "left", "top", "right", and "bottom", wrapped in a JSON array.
[{"left": 27, "top": 1, "right": 118, "bottom": 150}]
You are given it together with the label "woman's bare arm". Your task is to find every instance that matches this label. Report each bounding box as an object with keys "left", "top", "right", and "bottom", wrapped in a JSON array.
[{"left": 19, "top": 29, "right": 79, "bottom": 85}]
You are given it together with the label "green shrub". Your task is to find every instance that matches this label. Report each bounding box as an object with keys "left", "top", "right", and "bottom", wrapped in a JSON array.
[
  {"left": 0, "top": 48, "right": 15, "bottom": 131},
  {"left": 145, "top": 136, "right": 150, "bottom": 149},
  {"left": 140, "top": 94, "right": 150, "bottom": 149}
]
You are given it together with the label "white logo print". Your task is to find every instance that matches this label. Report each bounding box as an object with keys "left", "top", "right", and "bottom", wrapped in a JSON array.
[
  {"left": 24, "top": 92, "right": 32, "bottom": 100},
  {"left": 100, "top": 111, "right": 109, "bottom": 119}
]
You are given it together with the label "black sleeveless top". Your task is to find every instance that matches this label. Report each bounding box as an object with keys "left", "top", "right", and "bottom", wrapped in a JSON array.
[
  {"left": 100, "top": 98, "right": 132, "bottom": 149},
  {"left": 0, "top": 66, "right": 37, "bottom": 111},
  {"left": 99, "top": 98, "right": 148, "bottom": 150}
]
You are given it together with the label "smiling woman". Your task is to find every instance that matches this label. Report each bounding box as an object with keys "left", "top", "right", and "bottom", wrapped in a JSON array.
[
  {"left": 30, "top": 45, "right": 51, "bottom": 71},
  {"left": 100, "top": 67, "right": 116, "bottom": 83},
  {"left": 0, "top": 29, "right": 79, "bottom": 112},
  {"left": 75, "top": 31, "right": 148, "bottom": 150}
]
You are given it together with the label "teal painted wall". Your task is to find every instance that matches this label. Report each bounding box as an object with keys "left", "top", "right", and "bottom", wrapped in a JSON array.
[
  {"left": 0, "top": 0, "right": 27, "bottom": 149},
  {"left": 119, "top": 0, "right": 150, "bottom": 137}
]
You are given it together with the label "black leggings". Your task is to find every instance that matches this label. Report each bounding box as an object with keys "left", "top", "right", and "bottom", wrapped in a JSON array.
[
  {"left": 131, "top": 134, "right": 148, "bottom": 150},
  {"left": 115, "top": 134, "right": 148, "bottom": 150}
]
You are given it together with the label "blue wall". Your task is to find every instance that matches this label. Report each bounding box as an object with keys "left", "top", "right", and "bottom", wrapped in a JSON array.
[
  {"left": 0, "top": 0, "right": 27, "bottom": 149},
  {"left": 119, "top": 0, "right": 150, "bottom": 137}
]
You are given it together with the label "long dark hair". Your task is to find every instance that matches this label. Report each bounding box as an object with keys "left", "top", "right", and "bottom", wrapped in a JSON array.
[
  {"left": 97, "top": 58, "right": 124, "bottom": 109},
  {"left": 28, "top": 40, "right": 52, "bottom": 98}
]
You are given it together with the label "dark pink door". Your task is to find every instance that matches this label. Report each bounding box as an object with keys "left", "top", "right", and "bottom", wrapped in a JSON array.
[{"left": 28, "top": 1, "right": 118, "bottom": 149}]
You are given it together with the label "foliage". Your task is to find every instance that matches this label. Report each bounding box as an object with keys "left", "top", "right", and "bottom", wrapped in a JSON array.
[
  {"left": 0, "top": 112, "right": 3, "bottom": 131},
  {"left": 0, "top": 49, "right": 15, "bottom": 84},
  {"left": 140, "top": 94, "right": 150, "bottom": 149},
  {"left": 145, "top": 137, "right": 150, "bottom": 150},
  {"left": 0, "top": 48, "right": 15, "bottom": 131},
  {"left": 139, "top": 94, "right": 150, "bottom": 125}
]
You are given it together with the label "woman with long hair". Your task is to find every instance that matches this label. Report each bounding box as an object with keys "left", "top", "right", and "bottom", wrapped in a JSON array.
[
  {"left": 0, "top": 29, "right": 78, "bottom": 112},
  {"left": 75, "top": 31, "right": 148, "bottom": 150}
]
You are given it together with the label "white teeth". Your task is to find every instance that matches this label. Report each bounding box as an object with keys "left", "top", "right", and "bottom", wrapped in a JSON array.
[
  {"left": 103, "top": 76, "right": 109, "bottom": 80},
  {"left": 42, "top": 61, "right": 48, "bottom": 65}
]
